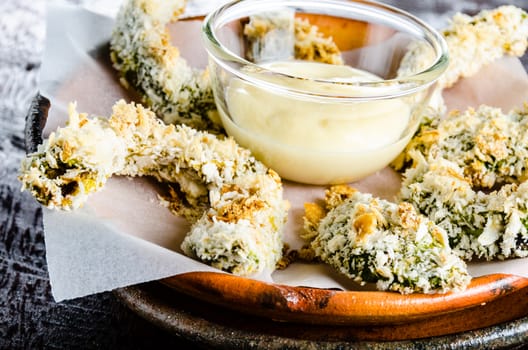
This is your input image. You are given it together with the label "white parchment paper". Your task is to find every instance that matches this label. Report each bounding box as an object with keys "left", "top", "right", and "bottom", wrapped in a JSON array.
[{"left": 39, "top": 2, "right": 528, "bottom": 301}]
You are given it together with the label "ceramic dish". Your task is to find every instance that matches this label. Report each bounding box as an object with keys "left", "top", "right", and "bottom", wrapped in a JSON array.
[
  {"left": 27, "top": 8, "right": 528, "bottom": 344},
  {"left": 27, "top": 91, "right": 528, "bottom": 342},
  {"left": 114, "top": 282, "right": 528, "bottom": 349}
]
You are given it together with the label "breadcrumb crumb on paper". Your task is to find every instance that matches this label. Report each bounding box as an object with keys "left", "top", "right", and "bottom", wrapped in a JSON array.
[
  {"left": 398, "top": 6, "right": 528, "bottom": 90},
  {"left": 110, "top": 0, "right": 221, "bottom": 131}
]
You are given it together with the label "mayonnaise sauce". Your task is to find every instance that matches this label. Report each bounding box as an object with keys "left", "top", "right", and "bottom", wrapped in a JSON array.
[{"left": 219, "top": 61, "right": 415, "bottom": 184}]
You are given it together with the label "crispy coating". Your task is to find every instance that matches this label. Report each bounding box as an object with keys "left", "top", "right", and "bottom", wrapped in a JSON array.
[
  {"left": 394, "top": 5, "right": 528, "bottom": 150},
  {"left": 400, "top": 105, "right": 528, "bottom": 261},
  {"left": 243, "top": 14, "right": 343, "bottom": 65},
  {"left": 394, "top": 6, "right": 528, "bottom": 263},
  {"left": 111, "top": 0, "right": 343, "bottom": 133},
  {"left": 293, "top": 18, "right": 343, "bottom": 65},
  {"left": 439, "top": 5, "right": 528, "bottom": 89},
  {"left": 394, "top": 6, "right": 528, "bottom": 171},
  {"left": 302, "top": 186, "right": 471, "bottom": 294},
  {"left": 398, "top": 5, "right": 528, "bottom": 89},
  {"left": 243, "top": 10, "right": 296, "bottom": 63},
  {"left": 19, "top": 100, "right": 289, "bottom": 276},
  {"left": 110, "top": 0, "right": 222, "bottom": 131},
  {"left": 324, "top": 184, "right": 357, "bottom": 210}
]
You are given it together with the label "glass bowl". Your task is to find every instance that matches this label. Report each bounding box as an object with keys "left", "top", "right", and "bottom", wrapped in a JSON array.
[{"left": 202, "top": 0, "right": 448, "bottom": 184}]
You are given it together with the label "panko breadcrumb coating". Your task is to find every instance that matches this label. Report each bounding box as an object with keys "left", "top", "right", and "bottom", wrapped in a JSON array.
[
  {"left": 303, "top": 186, "right": 471, "bottom": 294},
  {"left": 400, "top": 106, "right": 528, "bottom": 261},
  {"left": 394, "top": 6, "right": 528, "bottom": 172},
  {"left": 110, "top": 0, "right": 222, "bottom": 132},
  {"left": 19, "top": 100, "right": 289, "bottom": 276},
  {"left": 439, "top": 5, "right": 528, "bottom": 89},
  {"left": 244, "top": 14, "right": 343, "bottom": 65},
  {"left": 293, "top": 18, "right": 343, "bottom": 65},
  {"left": 394, "top": 6, "right": 528, "bottom": 262},
  {"left": 398, "top": 5, "right": 528, "bottom": 90},
  {"left": 243, "top": 10, "right": 296, "bottom": 63},
  {"left": 111, "top": 0, "right": 343, "bottom": 133}
]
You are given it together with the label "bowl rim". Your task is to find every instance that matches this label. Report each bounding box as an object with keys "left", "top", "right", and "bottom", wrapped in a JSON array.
[{"left": 201, "top": 0, "right": 449, "bottom": 101}]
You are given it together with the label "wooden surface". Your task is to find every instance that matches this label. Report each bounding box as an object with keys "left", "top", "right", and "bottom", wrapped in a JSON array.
[{"left": 1, "top": 0, "right": 528, "bottom": 348}]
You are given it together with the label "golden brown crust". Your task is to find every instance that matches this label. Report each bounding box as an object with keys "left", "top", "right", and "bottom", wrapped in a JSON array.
[
  {"left": 324, "top": 185, "right": 357, "bottom": 210},
  {"left": 302, "top": 202, "right": 327, "bottom": 241},
  {"left": 293, "top": 18, "right": 344, "bottom": 65}
]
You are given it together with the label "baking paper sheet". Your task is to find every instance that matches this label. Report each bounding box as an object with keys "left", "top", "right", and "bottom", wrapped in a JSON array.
[{"left": 38, "top": 2, "right": 528, "bottom": 301}]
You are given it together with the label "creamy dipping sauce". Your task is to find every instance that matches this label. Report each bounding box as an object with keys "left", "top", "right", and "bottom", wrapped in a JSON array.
[{"left": 219, "top": 61, "right": 416, "bottom": 184}]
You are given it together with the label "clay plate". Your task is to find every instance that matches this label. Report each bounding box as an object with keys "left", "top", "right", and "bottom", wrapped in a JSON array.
[
  {"left": 27, "top": 9, "right": 528, "bottom": 343},
  {"left": 114, "top": 281, "right": 528, "bottom": 349},
  {"left": 26, "top": 93, "right": 528, "bottom": 342}
]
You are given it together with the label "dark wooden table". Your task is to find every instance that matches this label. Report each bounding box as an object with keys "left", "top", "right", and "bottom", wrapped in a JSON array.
[{"left": 1, "top": 0, "right": 527, "bottom": 348}]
